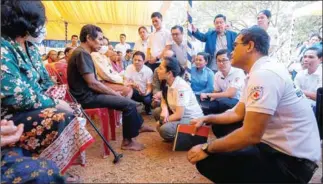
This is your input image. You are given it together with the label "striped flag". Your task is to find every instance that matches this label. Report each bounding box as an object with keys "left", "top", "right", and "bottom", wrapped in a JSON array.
[{"left": 186, "top": 0, "right": 193, "bottom": 63}]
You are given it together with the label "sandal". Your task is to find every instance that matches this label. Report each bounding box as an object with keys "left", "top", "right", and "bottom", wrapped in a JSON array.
[{"left": 65, "top": 172, "right": 82, "bottom": 183}]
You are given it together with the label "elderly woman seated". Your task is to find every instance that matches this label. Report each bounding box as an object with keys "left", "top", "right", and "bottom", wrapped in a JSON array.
[
  {"left": 1, "top": 0, "right": 93, "bottom": 182},
  {"left": 111, "top": 51, "right": 125, "bottom": 74},
  {"left": 91, "top": 36, "right": 133, "bottom": 98}
]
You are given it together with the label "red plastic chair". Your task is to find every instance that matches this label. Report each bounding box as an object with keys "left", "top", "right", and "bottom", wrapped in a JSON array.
[
  {"left": 108, "top": 109, "right": 117, "bottom": 140},
  {"left": 45, "top": 64, "right": 73, "bottom": 103},
  {"left": 84, "top": 108, "right": 111, "bottom": 157},
  {"left": 45, "top": 64, "right": 57, "bottom": 81},
  {"left": 50, "top": 62, "right": 68, "bottom": 84}
]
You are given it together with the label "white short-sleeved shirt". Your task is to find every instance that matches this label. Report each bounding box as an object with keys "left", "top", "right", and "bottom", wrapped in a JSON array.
[
  {"left": 294, "top": 65, "right": 322, "bottom": 105},
  {"left": 171, "top": 42, "right": 189, "bottom": 68},
  {"left": 147, "top": 28, "right": 172, "bottom": 62},
  {"left": 115, "top": 43, "right": 131, "bottom": 56},
  {"left": 167, "top": 76, "right": 204, "bottom": 119},
  {"left": 125, "top": 64, "right": 153, "bottom": 92},
  {"left": 267, "top": 26, "right": 279, "bottom": 57},
  {"left": 133, "top": 38, "right": 149, "bottom": 57},
  {"left": 65, "top": 43, "right": 79, "bottom": 48},
  {"left": 91, "top": 52, "right": 123, "bottom": 84},
  {"left": 214, "top": 67, "right": 245, "bottom": 100},
  {"left": 239, "top": 56, "right": 321, "bottom": 162}
]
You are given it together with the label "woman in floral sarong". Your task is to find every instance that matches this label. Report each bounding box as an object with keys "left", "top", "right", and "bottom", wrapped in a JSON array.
[
  {"left": 1, "top": 0, "right": 94, "bottom": 182},
  {"left": 1, "top": 119, "right": 66, "bottom": 184}
]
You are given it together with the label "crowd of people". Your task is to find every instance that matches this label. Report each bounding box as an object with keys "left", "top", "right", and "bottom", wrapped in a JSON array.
[{"left": 1, "top": 0, "right": 322, "bottom": 183}]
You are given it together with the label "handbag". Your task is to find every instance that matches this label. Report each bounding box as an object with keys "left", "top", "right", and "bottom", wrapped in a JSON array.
[{"left": 45, "top": 84, "right": 67, "bottom": 100}]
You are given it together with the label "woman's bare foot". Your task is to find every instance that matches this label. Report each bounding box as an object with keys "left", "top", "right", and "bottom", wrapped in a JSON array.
[
  {"left": 139, "top": 125, "right": 155, "bottom": 133},
  {"left": 121, "top": 139, "right": 145, "bottom": 151}
]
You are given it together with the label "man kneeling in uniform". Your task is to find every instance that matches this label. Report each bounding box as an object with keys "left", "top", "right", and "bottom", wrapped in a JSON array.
[{"left": 187, "top": 26, "right": 321, "bottom": 183}]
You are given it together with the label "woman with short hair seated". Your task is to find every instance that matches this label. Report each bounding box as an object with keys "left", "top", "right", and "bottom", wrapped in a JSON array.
[
  {"left": 1, "top": 0, "right": 93, "bottom": 182},
  {"left": 155, "top": 57, "right": 204, "bottom": 141},
  {"left": 111, "top": 51, "right": 125, "bottom": 74},
  {"left": 199, "top": 49, "right": 245, "bottom": 115},
  {"left": 191, "top": 52, "right": 215, "bottom": 99}
]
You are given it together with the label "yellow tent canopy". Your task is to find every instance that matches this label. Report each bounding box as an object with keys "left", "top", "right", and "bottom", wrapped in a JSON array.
[{"left": 43, "top": 1, "right": 165, "bottom": 42}]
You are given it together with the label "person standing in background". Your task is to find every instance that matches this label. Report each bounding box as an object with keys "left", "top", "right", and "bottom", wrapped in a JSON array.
[
  {"left": 146, "top": 12, "right": 172, "bottom": 72},
  {"left": 192, "top": 14, "right": 237, "bottom": 72},
  {"left": 257, "top": 10, "right": 279, "bottom": 58},
  {"left": 65, "top": 35, "right": 79, "bottom": 48},
  {"left": 134, "top": 26, "right": 150, "bottom": 61},
  {"left": 115, "top": 33, "right": 131, "bottom": 57}
]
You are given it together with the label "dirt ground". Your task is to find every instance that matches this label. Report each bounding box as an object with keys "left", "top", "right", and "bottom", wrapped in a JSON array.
[{"left": 68, "top": 113, "right": 322, "bottom": 183}]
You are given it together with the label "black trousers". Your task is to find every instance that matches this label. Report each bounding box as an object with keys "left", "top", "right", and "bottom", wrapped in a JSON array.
[
  {"left": 131, "top": 89, "right": 152, "bottom": 113},
  {"left": 197, "top": 123, "right": 318, "bottom": 183},
  {"left": 199, "top": 97, "right": 239, "bottom": 115},
  {"left": 81, "top": 94, "right": 143, "bottom": 140},
  {"left": 145, "top": 62, "right": 160, "bottom": 73}
]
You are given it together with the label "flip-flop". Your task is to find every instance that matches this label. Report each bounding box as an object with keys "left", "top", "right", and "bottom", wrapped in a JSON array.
[{"left": 65, "top": 172, "right": 82, "bottom": 183}]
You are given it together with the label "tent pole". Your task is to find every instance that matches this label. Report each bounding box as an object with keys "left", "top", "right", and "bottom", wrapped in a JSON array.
[{"left": 65, "top": 21, "right": 68, "bottom": 44}]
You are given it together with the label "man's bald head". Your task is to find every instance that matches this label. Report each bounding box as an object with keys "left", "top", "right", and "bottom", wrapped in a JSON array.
[{"left": 163, "top": 50, "right": 175, "bottom": 58}]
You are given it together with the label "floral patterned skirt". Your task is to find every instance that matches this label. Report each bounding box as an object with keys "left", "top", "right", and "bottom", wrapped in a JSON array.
[
  {"left": 4, "top": 107, "right": 95, "bottom": 174},
  {"left": 1, "top": 147, "right": 65, "bottom": 184}
]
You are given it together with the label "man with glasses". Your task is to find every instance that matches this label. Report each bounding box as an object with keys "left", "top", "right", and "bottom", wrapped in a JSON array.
[
  {"left": 171, "top": 25, "right": 194, "bottom": 84},
  {"left": 171, "top": 25, "right": 189, "bottom": 68},
  {"left": 199, "top": 49, "right": 245, "bottom": 115},
  {"left": 187, "top": 26, "right": 321, "bottom": 183},
  {"left": 192, "top": 14, "right": 237, "bottom": 72}
]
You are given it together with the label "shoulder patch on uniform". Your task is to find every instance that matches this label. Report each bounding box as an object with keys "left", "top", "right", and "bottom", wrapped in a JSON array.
[
  {"left": 250, "top": 86, "right": 263, "bottom": 101},
  {"left": 178, "top": 91, "right": 185, "bottom": 99}
]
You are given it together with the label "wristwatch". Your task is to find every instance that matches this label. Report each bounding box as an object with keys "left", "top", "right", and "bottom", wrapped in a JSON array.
[{"left": 201, "top": 143, "right": 212, "bottom": 155}]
